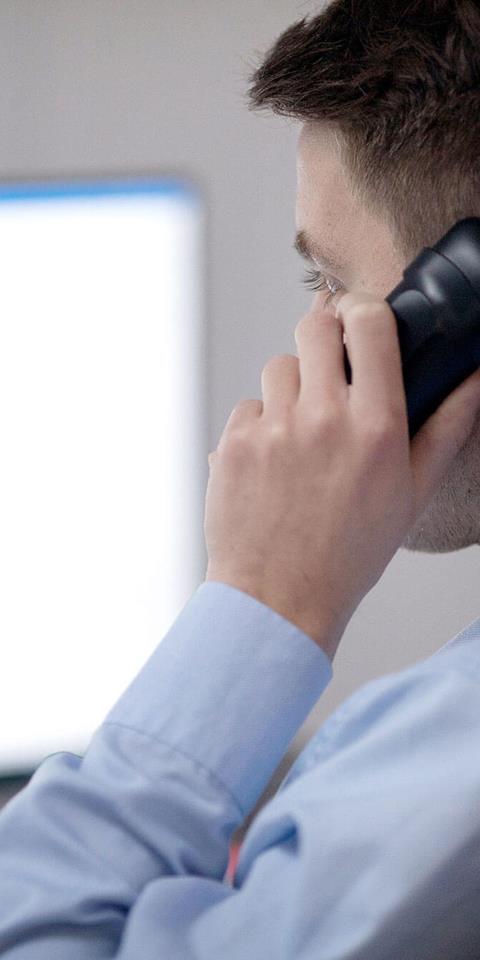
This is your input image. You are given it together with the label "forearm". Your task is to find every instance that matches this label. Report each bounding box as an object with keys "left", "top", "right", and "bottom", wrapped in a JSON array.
[{"left": 0, "top": 582, "right": 331, "bottom": 956}]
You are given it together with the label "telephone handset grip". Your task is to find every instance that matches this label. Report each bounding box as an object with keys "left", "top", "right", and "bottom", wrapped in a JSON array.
[{"left": 342, "top": 217, "right": 480, "bottom": 438}]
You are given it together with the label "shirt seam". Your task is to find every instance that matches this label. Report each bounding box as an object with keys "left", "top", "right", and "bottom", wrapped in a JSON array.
[{"left": 102, "top": 720, "right": 246, "bottom": 818}]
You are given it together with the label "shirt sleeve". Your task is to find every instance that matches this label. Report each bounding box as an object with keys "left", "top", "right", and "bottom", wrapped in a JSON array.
[
  {"left": 81, "top": 661, "right": 480, "bottom": 960},
  {"left": 230, "top": 667, "right": 480, "bottom": 960},
  {"left": 0, "top": 581, "right": 332, "bottom": 958}
]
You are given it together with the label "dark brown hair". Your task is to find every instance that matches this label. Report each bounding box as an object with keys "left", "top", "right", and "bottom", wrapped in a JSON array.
[{"left": 246, "top": 0, "right": 480, "bottom": 263}]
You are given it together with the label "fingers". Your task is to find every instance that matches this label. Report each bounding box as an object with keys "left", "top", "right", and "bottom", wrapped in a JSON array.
[
  {"left": 224, "top": 398, "right": 263, "bottom": 429},
  {"left": 335, "top": 292, "right": 408, "bottom": 426},
  {"left": 230, "top": 292, "right": 408, "bottom": 430},
  {"left": 294, "top": 301, "right": 348, "bottom": 407},
  {"left": 261, "top": 355, "right": 300, "bottom": 415}
]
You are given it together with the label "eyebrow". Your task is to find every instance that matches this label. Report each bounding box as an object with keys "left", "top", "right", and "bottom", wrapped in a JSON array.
[{"left": 293, "top": 229, "right": 346, "bottom": 276}]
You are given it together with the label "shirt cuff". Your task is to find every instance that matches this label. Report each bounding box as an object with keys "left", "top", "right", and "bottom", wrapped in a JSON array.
[{"left": 104, "top": 581, "right": 333, "bottom": 816}]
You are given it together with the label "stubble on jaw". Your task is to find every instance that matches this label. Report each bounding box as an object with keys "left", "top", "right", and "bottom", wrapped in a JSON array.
[{"left": 402, "top": 418, "right": 480, "bottom": 554}]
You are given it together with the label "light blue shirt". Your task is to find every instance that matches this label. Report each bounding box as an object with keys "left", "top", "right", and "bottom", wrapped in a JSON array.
[{"left": 1, "top": 581, "right": 480, "bottom": 958}]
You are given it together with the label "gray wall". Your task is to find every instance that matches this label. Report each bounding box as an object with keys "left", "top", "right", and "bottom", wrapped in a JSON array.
[{"left": 1, "top": 1, "right": 479, "bottom": 823}]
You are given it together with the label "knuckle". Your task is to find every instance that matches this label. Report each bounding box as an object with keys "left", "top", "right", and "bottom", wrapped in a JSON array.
[
  {"left": 263, "top": 353, "right": 298, "bottom": 372},
  {"left": 344, "top": 302, "right": 387, "bottom": 326},
  {"left": 304, "top": 406, "right": 338, "bottom": 437},
  {"left": 223, "top": 426, "right": 255, "bottom": 458},
  {"left": 222, "top": 398, "right": 261, "bottom": 442},
  {"left": 295, "top": 314, "right": 322, "bottom": 340},
  {"left": 232, "top": 398, "right": 262, "bottom": 417},
  {"left": 267, "top": 421, "right": 290, "bottom": 445},
  {"left": 363, "top": 416, "right": 398, "bottom": 447}
]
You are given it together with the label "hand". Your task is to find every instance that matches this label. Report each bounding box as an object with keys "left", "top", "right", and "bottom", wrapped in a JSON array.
[{"left": 204, "top": 292, "right": 480, "bottom": 661}]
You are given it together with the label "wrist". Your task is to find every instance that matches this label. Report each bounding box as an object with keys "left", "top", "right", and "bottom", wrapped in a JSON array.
[{"left": 204, "top": 570, "right": 348, "bottom": 663}]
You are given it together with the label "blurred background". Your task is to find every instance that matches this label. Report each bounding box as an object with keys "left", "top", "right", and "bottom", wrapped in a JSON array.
[{"left": 0, "top": 0, "right": 479, "bottom": 852}]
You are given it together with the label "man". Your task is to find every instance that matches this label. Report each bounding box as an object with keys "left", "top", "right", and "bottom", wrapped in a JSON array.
[{"left": 2, "top": 1, "right": 480, "bottom": 956}]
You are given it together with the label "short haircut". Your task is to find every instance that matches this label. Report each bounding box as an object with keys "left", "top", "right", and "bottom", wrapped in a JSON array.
[{"left": 246, "top": 1, "right": 480, "bottom": 263}]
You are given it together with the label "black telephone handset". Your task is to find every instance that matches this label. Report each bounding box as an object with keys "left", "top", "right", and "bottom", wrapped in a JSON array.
[{"left": 342, "top": 217, "right": 480, "bottom": 438}]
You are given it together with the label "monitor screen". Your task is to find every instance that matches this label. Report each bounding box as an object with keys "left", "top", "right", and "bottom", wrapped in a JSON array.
[{"left": 0, "top": 175, "right": 206, "bottom": 775}]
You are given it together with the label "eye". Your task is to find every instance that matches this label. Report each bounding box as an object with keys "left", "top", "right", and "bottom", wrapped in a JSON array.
[{"left": 301, "top": 267, "right": 343, "bottom": 305}]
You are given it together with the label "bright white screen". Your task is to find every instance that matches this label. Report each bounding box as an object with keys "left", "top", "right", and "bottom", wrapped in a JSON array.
[{"left": 0, "top": 178, "right": 206, "bottom": 774}]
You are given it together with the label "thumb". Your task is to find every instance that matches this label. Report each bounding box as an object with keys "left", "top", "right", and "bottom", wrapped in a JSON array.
[{"left": 410, "top": 367, "right": 480, "bottom": 515}]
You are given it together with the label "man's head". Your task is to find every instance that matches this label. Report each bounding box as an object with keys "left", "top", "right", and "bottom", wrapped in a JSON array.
[{"left": 246, "top": 0, "right": 480, "bottom": 554}]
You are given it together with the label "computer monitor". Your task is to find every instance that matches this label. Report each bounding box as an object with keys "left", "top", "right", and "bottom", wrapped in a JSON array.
[{"left": 0, "top": 173, "right": 207, "bottom": 776}]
